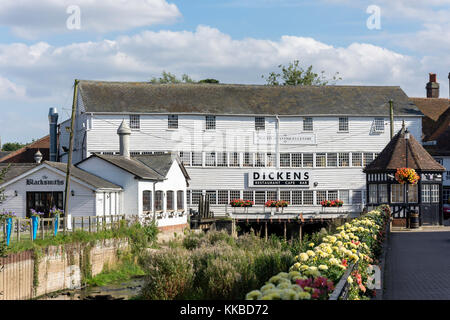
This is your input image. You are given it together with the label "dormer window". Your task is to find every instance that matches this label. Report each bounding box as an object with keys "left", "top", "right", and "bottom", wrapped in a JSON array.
[
  {"left": 129, "top": 115, "right": 140, "bottom": 130},
  {"left": 255, "top": 117, "right": 265, "bottom": 131},
  {"left": 168, "top": 115, "right": 178, "bottom": 129}
]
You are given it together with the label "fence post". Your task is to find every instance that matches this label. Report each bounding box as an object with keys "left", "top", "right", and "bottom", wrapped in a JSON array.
[
  {"left": 72, "top": 216, "right": 76, "bottom": 232},
  {"left": 17, "top": 218, "right": 20, "bottom": 242},
  {"left": 96, "top": 216, "right": 99, "bottom": 232},
  {"left": 81, "top": 217, "right": 84, "bottom": 231},
  {"left": 41, "top": 218, "right": 44, "bottom": 239},
  {"left": 63, "top": 217, "right": 66, "bottom": 235},
  {"left": 89, "top": 216, "right": 92, "bottom": 233},
  {"left": 30, "top": 218, "right": 33, "bottom": 241}
]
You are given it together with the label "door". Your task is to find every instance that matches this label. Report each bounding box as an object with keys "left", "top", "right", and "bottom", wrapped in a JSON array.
[
  {"left": 421, "top": 184, "right": 440, "bottom": 225},
  {"left": 26, "top": 192, "right": 64, "bottom": 217}
]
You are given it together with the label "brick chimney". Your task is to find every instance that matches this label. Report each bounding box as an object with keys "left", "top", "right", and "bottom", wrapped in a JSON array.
[{"left": 426, "top": 73, "right": 439, "bottom": 98}]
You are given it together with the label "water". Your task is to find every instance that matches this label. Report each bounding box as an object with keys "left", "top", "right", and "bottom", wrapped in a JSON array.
[{"left": 40, "top": 277, "right": 145, "bottom": 300}]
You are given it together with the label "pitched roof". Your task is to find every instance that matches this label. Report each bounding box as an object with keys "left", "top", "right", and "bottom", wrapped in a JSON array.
[
  {"left": 0, "top": 162, "right": 121, "bottom": 190},
  {"left": 0, "top": 151, "right": 10, "bottom": 159},
  {"left": 77, "top": 80, "right": 421, "bottom": 116},
  {"left": 0, "top": 163, "right": 39, "bottom": 184},
  {"left": 0, "top": 135, "right": 50, "bottom": 163},
  {"left": 133, "top": 153, "right": 190, "bottom": 181},
  {"left": 364, "top": 128, "right": 445, "bottom": 172},
  {"left": 410, "top": 98, "right": 449, "bottom": 121},
  {"left": 88, "top": 154, "right": 167, "bottom": 180},
  {"left": 44, "top": 161, "right": 122, "bottom": 190}
]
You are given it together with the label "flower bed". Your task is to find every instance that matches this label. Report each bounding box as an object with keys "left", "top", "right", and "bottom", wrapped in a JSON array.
[{"left": 246, "top": 205, "right": 390, "bottom": 300}]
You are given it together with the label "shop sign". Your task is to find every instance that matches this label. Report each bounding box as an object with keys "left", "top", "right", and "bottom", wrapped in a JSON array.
[
  {"left": 26, "top": 175, "right": 64, "bottom": 186},
  {"left": 249, "top": 170, "right": 311, "bottom": 187},
  {"left": 254, "top": 132, "right": 316, "bottom": 145}
]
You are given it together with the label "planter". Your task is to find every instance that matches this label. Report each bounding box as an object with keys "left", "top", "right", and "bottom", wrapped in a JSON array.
[
  {"left": 6, "top": 217, "right": 12, "bottom": 246},
  {"left": 409, "top": 211, "right": 420, "bottom": 229},
  {"left": 31, "top": 216, "right": 39, "bottom": 240},
  {"left": 54, "top": 215, "right": 59, "bottom": 236}
]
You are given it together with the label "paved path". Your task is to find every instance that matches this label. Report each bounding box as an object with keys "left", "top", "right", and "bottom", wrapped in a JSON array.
[{"left": 384, "top": 229, "right": 450, "bottom": 299}]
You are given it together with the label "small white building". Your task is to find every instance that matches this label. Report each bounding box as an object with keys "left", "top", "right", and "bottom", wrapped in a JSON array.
[
  {"left": 0, "top": 120, "right": 190, "bottom": 232},
  {"left": 0, "top": 161, "right": 122, "bottom": 218}
]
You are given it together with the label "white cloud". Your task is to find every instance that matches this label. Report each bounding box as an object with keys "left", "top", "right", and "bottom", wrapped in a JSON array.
[
  {"left": 0, "top": 0, "right": 181, "bottom": 38},
  {"left": 0, "top": 25, "right": 434, "bottom": 102},
  {"left": 0, "top": 76, "right": 26, "bottom": 99}
]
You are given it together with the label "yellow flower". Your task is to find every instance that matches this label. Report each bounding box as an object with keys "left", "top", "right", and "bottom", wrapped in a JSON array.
[
  {"left": 318, "top": 265, "right": 328, "bottom": 271},
  {"left": 299, "top": 253, "right": 309, "bottom": 262},
  {"left": 308, "top": 242, "right": 315, "bottom": 247},
  {"left": 306, "top": 250, "right": 315, "bottom": 257},
  {"left": 347, "top": 276, "right": 353, "bottom": 284}
]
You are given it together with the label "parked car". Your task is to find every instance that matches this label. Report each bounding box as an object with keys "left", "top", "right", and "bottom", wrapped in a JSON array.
[{"left": 444, "top": 203, "right": 450, "bottom": 220}]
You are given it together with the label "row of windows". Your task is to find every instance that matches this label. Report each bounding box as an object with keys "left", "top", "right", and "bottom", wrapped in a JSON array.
[
  {"left": 128, "top": 115, "right": 385, "bottom": 133},
  {"left": 368, "top": 184, "right": 440, "bottom": 204},
  {"left": 187, "top": 189, "right": 364, "bottom": 206},
  {"left": 142, "top": 190, "right": 184, "bottom": 212},
  {"left": 179, "top": 151, "right": 379, "bottom": 168}
]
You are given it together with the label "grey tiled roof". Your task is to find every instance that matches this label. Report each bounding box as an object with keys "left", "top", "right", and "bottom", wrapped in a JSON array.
[
  {"left": 78, "top": 80, "right": 422, "bottom": 116},
  {"left": 45, "top": 161, "right": 122, "bottom": 190},
  {"left": 90, "top": 154, "right": 166, "bottom": 180},
  {"left": 133, "top": 153, "right": 190, "bottom": 181},
  {"left": 0, "top": 162, "right": 122, "bottom": 190},
  {"left": 0, "top": 163, "right": 39, "bottom": 184}
]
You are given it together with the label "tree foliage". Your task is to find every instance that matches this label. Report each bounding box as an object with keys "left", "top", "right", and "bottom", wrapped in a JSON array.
[
  {"left": 262, "top": 60, "right": 341, "bottom": 86},
  {"left": 1, "top": 142, "right": 25, "bottom": 151},
  {"left": 150, "top": 71, "right": 219, "bottom": 84}
]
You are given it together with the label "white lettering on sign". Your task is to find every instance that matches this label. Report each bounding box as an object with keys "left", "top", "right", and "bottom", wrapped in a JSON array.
[
  {"left": 249, "top": 170, "right": 312, "bottom": 188},
  {"left": 254, "top": 132, "right": 316, "bottom": 145}
]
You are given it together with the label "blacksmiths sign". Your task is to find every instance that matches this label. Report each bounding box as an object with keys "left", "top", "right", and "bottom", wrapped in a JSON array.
[
  {"left": 249, "top": 170, "right": 311, "bottom": 187},
  {"left": 26, "top": 175, "right": 64, "bottom": 186}
]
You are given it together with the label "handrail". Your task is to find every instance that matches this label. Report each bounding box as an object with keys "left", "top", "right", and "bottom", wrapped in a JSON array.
[{"left": 328, "top": 250, "right": 360, "bottom": 300}]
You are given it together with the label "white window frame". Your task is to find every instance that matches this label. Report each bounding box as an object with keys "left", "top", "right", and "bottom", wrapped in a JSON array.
[
  {"left": 338, "top": 117, "right": 348, "bottom": 132},
  {"left": 129, "top": 115, "right": 140, "bottom": 130}
]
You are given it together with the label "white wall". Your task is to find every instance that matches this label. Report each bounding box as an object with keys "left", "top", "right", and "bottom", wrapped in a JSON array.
[
  {"left": 0, "top": 167, "right": 96, "bottom": 218},
  {"left": 77, "top": 157, "right": 137, "bottom": 215}
]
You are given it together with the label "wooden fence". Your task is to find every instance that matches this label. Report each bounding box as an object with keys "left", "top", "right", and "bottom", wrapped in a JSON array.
[{"left": 0, "top": 215, "right": 128, "bottom": 244}]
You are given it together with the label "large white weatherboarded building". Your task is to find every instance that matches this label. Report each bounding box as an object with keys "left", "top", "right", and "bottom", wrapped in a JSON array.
[{"left": 59, "top": 81, "right": 423, "bottom": 216}]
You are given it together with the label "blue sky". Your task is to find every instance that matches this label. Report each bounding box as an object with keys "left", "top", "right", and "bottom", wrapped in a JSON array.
[{"left": 0, "top": 0, "right": 448, "bottom": 143}]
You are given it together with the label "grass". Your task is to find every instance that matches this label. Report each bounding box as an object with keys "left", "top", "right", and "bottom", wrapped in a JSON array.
[
  {"left": 86, "top": 257, "right": 146, "bottom": 287},
  {"left": 4, "top": 221, "right": 159, "bottom": 254}
]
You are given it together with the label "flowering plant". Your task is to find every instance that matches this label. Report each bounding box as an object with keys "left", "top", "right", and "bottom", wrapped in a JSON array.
[
  {"left": 395, "top": 168, "right": 420, "bottom": 185},
  {"left": 230, "top": 199, "right": 254, "bottom": 207},
  {"left": 265, "top": 200, "right": 289, "bottom": 208},
  {"left": 49, "top": 206, "right": 63, "bottom": 217},
  {"left": 30, "top": 209, "right": 44, "bottom": 218},
  {"left": 321, "top": 200, "right": 343, "bottom": 207},
  {"left": 0, "top": 210, "right": 16, "bottom": 220},
  {"left": 246, "top": 205, "right": 390, "bottom": 300}
]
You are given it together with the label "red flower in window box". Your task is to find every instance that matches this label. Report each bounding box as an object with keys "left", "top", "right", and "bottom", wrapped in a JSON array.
[
  {"left": 230, "top": 199, "right": 253, "bottom": 207},
  {"left": 265, "top": 200, "right": 289, "bottom": 208}
]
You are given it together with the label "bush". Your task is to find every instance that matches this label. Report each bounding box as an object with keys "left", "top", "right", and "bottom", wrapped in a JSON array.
[
  {"left": 140, "top": 231, "right": 295, "bottom": 300},
  {"left": 141, "top": 248, "right": 194, "bottom": 300}
]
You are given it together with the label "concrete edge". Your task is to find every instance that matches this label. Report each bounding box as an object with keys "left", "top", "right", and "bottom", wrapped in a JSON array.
[{"left": 375, "top": 216, "right": 391, "bottom": 300}]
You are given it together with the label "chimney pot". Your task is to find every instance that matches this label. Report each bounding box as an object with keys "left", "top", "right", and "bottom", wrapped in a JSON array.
[
  {"left": 117, "top": 120, "right": 131, "bottom": 158},
  {"left": 426, "top": 73, "right": 439, "bottom": 98},
  {"left": 429, "top": 73, "right": 437, "bottom": 83}
]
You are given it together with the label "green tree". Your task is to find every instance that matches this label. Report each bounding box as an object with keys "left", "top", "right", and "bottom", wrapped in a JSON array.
[
  {"left": 150, "top": 72, "right": 220, "bottom": 84},
  {"left": 262, "top": 60, "right": 341, "bottom": 86},
  {"left": 1, "top": 142, "right": 25, "bottom": 151},
  {"left": 150, "top": 71, "right": 196, "bottom": 84}
]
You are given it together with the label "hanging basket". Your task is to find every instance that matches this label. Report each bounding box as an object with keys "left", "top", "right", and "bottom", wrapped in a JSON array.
[{"left": 395, "top": 168, "right": 420, "bottom": 185}]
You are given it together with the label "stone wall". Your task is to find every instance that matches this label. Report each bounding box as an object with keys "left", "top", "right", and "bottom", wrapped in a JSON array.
[{"left": 0, "top": 239, "right": 128, "bottom": 300}]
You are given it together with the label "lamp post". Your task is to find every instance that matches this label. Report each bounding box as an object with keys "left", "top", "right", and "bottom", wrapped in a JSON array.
[{"left": 405, "top": 128, "right": 410, "bottom": 227}]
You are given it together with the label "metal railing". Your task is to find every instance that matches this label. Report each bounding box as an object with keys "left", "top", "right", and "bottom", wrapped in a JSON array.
[{"left": 328, "top": 250, "right": 360, "bottom": 300}]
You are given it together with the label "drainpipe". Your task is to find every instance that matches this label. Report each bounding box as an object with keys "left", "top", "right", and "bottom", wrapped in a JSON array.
[
  {"left": 152, "top": 181, "right": 156, "bottom": 222},
  {"left": 389, "top": 100, "right": 394, "bottom": 139},
  {"left": 276, "top": 115, "right": 280, "bottom": 201}
]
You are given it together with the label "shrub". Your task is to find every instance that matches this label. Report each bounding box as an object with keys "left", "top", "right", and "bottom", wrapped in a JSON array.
[{"left": 140, "top": 248, "right": 194, "bottom": 300}]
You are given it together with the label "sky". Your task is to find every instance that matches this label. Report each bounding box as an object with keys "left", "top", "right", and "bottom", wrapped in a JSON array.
[{"left": 0, "top": 0, "right": 449, "bottom": 144}]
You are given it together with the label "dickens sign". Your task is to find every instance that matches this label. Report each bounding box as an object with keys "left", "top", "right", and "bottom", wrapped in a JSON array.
[{"left": 249, "top": 170, "right": 311, "bottom": 188}]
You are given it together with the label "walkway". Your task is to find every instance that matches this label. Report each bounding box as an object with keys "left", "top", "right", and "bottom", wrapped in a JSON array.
[{"left": 384, "top": 227, "right": 450, "bottom": 300}]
